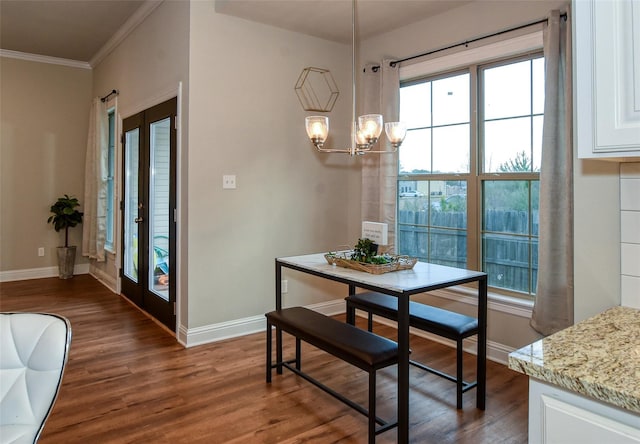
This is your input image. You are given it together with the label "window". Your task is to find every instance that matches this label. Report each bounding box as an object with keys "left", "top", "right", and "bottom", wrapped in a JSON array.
[
  {"left": 397, "top": 51, "right": 543, "bottom": 299},
  {"left": 105, "top": 108, "right": 116, "bottom": 252}
]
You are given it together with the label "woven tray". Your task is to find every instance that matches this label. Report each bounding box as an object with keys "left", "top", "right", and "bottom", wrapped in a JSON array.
[{"left": 324, "top": 251, "right": 417, "bottom": 275}]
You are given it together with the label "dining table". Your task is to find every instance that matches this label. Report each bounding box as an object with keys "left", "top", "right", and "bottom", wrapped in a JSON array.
[{"left": 274, "top": 252, "right": 488, "bottom": 443}]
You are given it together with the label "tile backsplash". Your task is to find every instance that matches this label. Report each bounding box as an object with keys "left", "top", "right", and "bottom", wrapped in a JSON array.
[{"left": 620, "top": 163, "right": 640, "bottom": 309}]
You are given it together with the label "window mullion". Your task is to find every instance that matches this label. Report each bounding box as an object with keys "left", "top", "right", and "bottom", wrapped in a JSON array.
[{"left": 468, "top": 64, "right": 479, "bottom": 271}]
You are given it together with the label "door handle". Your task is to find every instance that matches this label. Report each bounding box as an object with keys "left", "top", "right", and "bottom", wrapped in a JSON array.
[{"left": 134, "top": 217, "right": 144, "bottom": 223}]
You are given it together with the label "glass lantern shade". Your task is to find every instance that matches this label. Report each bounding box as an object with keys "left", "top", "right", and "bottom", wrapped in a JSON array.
[
  {"left": 384, "top": 121, "right": 407, "bottom": 147},
  {"left": 305, "top": 116, "right": 329, "bottom": 146},
  {"left": 357, "top": 114, "right": 383, "bottom": 143}
]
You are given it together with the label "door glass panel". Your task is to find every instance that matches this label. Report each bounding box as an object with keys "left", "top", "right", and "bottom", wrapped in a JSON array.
[
  {"left": 149, "top": 117, "right": 170, "bottom": 301},
  {"left": 124, "top": 128, "right": 140, "bottom": 282}
]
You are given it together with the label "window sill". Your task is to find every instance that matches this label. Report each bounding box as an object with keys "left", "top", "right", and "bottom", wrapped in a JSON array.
[{"left": 429, "top": 285, "right": 534, "bottom": 319}]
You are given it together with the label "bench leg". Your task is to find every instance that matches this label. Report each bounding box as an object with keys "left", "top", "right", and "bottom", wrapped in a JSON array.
[
  {"left": 367, "top": 313, "right": 373, "bottom": 332},
  {"left": 346, "top": 302, "right": 356, "bottom": 325},
  {"left": 457, "top": 338, "right": 463, "bottom": 409},
  {"left": 296, "top": 337, "right": 301, "bottom": 370},
  {"left": 276, "top": 326, "right": 283, "bottom": 375},
  {"left": 266, "top": 320, "right": 272, "bottom": 383},
  {"left": 369, "top": 370, "right": 376, "bottom": 444}
]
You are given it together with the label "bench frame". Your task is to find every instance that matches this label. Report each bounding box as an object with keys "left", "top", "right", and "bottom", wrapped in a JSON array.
[
  {"left": 346, "top": 293, "right": 478, "bottom": 409},
  {"left": 266, "top": 308, "right": 398, "bottom": 443}
]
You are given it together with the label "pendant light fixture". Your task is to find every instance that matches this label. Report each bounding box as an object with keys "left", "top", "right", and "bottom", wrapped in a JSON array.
[{"left": 304, "top": 0, "right": 406, "bottom": 156}]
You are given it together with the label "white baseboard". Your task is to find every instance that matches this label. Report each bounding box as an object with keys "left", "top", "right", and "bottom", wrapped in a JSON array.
[
  {"left": 0, "top": 264, "right": 90, "bottom": 282},
  {"left": 2, "top": 269, "right": 516, "bottom": 363},
  {"left": 89, "top": 265, "right": 117, "bottom": 293},
  {"left": 369, "top": 315, "right": 514, "bottom": 365},
  {"left": 181, "top": 298, "right": 515, "bottom": 364},
  {"left": 181, "top": 299, "right": 345, "bottom": 348}
]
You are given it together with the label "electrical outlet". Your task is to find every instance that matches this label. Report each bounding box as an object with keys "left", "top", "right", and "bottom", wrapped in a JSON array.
[
  {"left": 223, "top": 175, "right": 236, "bottom": 189},
  {"left": 281, "top": 280, "right": 288, "bottom": 294},
  {"left": 38, "top": 247, "right": 45, "bottom": 257}
]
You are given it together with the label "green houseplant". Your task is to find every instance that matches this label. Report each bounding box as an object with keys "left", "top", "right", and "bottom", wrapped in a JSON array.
[{"left": 48, "top": 194, "right": 83, "bottom": 279}]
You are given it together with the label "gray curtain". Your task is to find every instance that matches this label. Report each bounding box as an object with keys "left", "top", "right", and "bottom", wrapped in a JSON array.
[
  {"left": 361, "top": 59, "right": 401, "bottom": 252},
  {"left": 82, "top": 98, "right": 109, "bottom": 262},
  {"left": 530, "top": 9, "right": 573, "bottom": 335}
]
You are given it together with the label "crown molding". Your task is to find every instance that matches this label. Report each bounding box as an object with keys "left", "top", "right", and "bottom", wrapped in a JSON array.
[
  {"left": 0, "top": 49, "right": 92, "bottom": 69},
  {"left": 0, "top": 1, "right": 162, "bottom": 70},
  {"left": 89, "top": 0, "right": 164, "bottom": 68}
]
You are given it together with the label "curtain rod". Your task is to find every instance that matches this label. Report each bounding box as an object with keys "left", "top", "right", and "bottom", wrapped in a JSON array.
[
  {"left": 371, "top": 13, "right": 567, "bottom": 71},
  {"left": 100, "top": 89, "right": 118, "bottom": 102}
]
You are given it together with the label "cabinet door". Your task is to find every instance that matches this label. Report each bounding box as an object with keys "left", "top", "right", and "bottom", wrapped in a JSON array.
[
  {"left": 529, "top": 380, "right": 640, "bottom": 443},
  {"left": 541, "top": 395, "right": 640, "bottom": 443},
  {"left": 575, "top": 0, "right": 640, "bottom": 158}
]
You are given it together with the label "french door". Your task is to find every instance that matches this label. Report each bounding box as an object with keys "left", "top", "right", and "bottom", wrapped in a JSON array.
[{"left": 121, "top": 98, "right": 177, "bottom": 331}]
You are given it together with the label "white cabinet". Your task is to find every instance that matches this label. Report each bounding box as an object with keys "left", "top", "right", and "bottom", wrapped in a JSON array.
[
  {"left": 575, "top": 0, "right": 640, "bottom": 159},
  {"left": 529, "top": 379, "right": 640, "bottom": 443}
]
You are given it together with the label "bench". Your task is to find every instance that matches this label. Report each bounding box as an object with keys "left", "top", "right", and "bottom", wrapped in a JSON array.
[
  {"left": 345, "top": 291, "right": 478, "bottom": 409},
  {"left": 265, "top": 306, "right": 398, "bottom": 443}
]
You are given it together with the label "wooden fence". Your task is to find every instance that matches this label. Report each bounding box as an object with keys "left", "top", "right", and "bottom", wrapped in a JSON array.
[{"left": 397, "top": 209, "right": 538, "bottom": 294}]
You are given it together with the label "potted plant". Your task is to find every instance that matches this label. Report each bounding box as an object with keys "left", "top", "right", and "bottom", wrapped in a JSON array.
[{"left": 47, "top": 195, "right": 83, "bottom": 279}]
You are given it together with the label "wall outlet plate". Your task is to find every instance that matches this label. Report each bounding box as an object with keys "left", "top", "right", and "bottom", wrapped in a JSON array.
[{"left": 222, "top": 175, "right": 236, "bottom": 189}]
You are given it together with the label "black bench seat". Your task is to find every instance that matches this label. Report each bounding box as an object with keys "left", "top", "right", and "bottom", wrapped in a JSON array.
[
  {"left": 266, "top": 306, "right": 398, "bottom": 443},
  {"left": 345, "top": 291, "right": 479, "bottom": 409}
]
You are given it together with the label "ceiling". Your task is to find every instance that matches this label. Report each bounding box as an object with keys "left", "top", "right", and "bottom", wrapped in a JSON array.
[
  {"left": 214, "top": 0, "right": 474, "bottom": 44},
  {"left": 0, "top": 1, "right": 146, "bottom": 62},
  {"left": 0, "top": 0, "right": 473, "bottom": 63}
]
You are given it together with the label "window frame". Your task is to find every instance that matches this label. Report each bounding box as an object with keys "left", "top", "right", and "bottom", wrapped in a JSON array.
[
  {"left": 105, "top": 107, "right": 117, "bottom": 253},
  {"left": 397, "top": 31, "right": 544, "bottom": 300}
]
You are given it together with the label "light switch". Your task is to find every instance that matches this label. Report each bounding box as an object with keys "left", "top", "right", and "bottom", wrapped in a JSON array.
[{"left": 223, "top": 175, "right": 236, "bottom": 189}]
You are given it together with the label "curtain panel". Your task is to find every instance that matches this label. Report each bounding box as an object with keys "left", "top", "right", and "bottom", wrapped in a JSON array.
[
  {"left": 361, "top": 60, "right": 401, "bottom": 252},
  {"left": 530, "top": 9, "right": 574, "bottom": 335},
  {"left": 82, "top": 98, "right": 109, "bottom": 262}
]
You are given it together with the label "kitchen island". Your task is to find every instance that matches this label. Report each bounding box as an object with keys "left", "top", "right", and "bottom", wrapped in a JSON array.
[{"left": 509, "top": 306, "right": 640, "bottom": 443}]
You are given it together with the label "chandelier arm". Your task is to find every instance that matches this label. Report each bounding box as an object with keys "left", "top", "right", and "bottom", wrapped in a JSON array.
[
  {"left": 315, "top": 147, "right": 357, "bottom": 154},
  {"left": 358, "top": 147, "right": 399, "bottom": 154}
]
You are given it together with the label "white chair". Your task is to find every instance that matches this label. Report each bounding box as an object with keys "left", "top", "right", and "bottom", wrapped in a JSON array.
[{"left": 0, "top": 313, "right": 72, "bottom": 443}]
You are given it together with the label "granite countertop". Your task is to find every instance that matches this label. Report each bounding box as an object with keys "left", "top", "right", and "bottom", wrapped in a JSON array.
[{"left": 508, "top": 306, "right": 640, "bottom": 414}]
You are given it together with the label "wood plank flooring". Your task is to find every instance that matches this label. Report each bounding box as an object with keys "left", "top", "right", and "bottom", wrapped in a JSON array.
[{"left": 0, "top": 275, "right": 529, "bottom": 443}]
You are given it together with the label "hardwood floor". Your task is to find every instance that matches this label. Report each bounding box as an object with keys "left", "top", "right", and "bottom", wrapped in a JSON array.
[{"left": 0, "top": 275, "right": 529, "bottom": 443}]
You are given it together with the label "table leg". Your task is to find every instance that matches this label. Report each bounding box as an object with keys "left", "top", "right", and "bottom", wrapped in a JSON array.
[
  {"left": 477, "top": 275, "right": 487, "bottom": 410},
  {"left": 397, "top": 294, "right": 410, "bottom": 443},
  {"left": 276, "top": 262, "right": 282, "bottom": 311},
  {"left": 346, "top": 284, "right": 357, "bottom": 324},
  {"left": 276, "top": 262, "right": 283, "bottom": 374}
]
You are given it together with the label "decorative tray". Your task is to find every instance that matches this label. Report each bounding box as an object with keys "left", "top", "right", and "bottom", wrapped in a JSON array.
[{"left": 324, "top": 251, "right": 417, "bottom": 275}]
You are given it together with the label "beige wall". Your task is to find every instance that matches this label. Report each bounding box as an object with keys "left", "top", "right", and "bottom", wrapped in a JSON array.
[
  {"left": 359, "top": 0, "right": 621, "bottom": 350},
  {"left": 90, "top": 0, "right": 190, "bottom": 296},
  {"left": 89, "top": 1, "right": 360, "bottom": 335},
  {"left": 1, "top": 0, "right": 625, "bottom": 353},
  {"left": 0, "top": 57, "right": 92, "bottom": 272},
  {"left": 187, "top": 3, "right": 360, "bottom": 329},
  {"left": 360, "top": 0, "right": 568, "bottom": 63}
]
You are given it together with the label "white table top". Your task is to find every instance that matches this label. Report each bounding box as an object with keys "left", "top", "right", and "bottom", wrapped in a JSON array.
[{"left": 277, "top": 253, "right": 486, "bottom": 294}]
